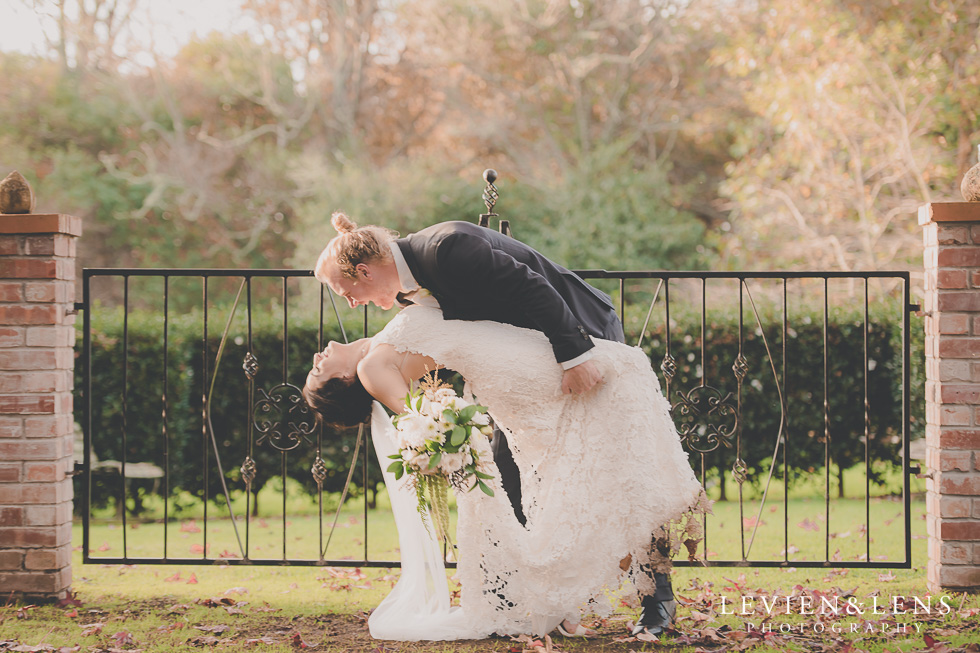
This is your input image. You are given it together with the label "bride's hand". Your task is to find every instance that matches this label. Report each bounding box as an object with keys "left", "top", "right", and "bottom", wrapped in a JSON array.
[{"left": 561, "top": 360, "right": 603, "bottom": 394}]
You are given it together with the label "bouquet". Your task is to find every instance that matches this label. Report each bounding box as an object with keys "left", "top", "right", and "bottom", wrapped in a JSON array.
[{"left": 386, "top": 377, "right": 496, "bottom": 545}]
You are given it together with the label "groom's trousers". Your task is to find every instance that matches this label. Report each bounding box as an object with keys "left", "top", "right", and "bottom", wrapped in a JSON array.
[{"left": 489, "top": 319, "right": 675, "bottom": 603}]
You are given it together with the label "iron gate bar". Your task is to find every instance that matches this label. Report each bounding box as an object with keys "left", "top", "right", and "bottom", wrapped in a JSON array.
[
  {"left": 783, "top": 279, "right": 789, "bottom": 564},
  {"left": 121, "top": 276, "right": 129, "bottom": 557},
  {"left": 163, "top": 276, "right": 170, "bottom": 560},
  {"left": 245, "top": 277, "right": 253, "bottom": 555},
  {"left": 865, "top": 278, "right": 871, "bottom": 565},
  {"left": 202, "top": 277, "right": 209, "bottom": 560},
  {"left": 80, "top": 268, "right": 915, "bottom": 569},
  {"left": 824, "top": 277, "right": 830, "bottom": 562},
  {"left": 205, "top": 280, "right": 248, "bottom": 559},
  {"left": 904, "top": 273, "right": 913, "bottom": 568},
  {"left": 735, "top": 280, "right": 787, "bottom": 561}
]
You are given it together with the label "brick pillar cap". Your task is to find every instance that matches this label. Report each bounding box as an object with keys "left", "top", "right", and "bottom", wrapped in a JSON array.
[
  {"left": 919, "top": 202, "right": 980, "bottom": 226},
  {"left": 0, "top": 214, "right": 81, "bottom": 237}
]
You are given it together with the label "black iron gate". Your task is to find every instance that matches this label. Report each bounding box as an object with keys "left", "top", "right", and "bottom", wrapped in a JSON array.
[
  {"left": 76, "top": 265, "right": 917, "bottom": 570},
  {"left": 76, "top": 165, "right": 917, "bottom": 570}
]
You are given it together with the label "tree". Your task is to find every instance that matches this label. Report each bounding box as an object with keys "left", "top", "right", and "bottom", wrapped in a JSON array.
[
  {"left": 27, "top": 0, "right": 138, "bottom": 73},
  {"left": 715, "top": 0, "right": 979, "bottom": 274}
]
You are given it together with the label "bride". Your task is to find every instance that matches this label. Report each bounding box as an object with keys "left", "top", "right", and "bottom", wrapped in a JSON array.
[{"left": 303, "top": 304, "right": 710, "bottom": 641}]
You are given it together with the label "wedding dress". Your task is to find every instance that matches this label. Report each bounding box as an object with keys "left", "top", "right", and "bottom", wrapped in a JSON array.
[{"left": 366, "top": 306, "right": 709, "bottom": 641}]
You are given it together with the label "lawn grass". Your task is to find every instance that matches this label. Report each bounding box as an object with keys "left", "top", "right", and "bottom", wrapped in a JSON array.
[{"left": 5, "top": 464, "right": 977, "bottom": 652}]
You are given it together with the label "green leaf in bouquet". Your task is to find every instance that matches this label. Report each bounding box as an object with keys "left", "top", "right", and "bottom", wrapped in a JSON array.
[
  {"left": 442, "top": 409, "right": 457, "bottom": 424},
  {"left": 387, "top": 460, "right": 404, "bottom": 480},
  {"left": 473, "top": 469, "right": 494, "bottom": 480},
  {"left": 450, "top": 425, "right": 466, "bottom": 446},
  {"left": 478, "top": 479, "right": 495, "bottom": 497},
  {"left": 458, "top": 405, "right": 478, "bottom": 423},
  {"left": 428, "top": 451, "right": 442, "bottom": 469},
  {"left": 387, "top": 453, "right": 402, "bottom": 460}
]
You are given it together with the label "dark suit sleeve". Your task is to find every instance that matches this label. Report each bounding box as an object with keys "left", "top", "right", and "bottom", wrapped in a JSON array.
[{"left": 435, "top": 233, "right": 594, "bottom": 364}]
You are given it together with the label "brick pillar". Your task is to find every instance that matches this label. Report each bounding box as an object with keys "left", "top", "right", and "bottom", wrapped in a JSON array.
[
  {"left": 920, "top": 202, "right": 980, "bottom": 594},
  {"left": 0, "top": 213, "right": 80, "bottom": 601}
]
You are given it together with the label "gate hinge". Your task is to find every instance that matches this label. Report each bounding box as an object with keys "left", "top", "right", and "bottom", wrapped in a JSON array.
[
  {"left": 69, "top": 302, "right": 85, "bottom": 316},
  {"left": 69, "top": 462, "right": 85, "bottom": 477},
  {"left": 908, "top": 303, "right": 921, "bottom": 314}
]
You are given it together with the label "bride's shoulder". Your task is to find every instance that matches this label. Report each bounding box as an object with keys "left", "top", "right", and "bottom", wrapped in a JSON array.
[
  {"left": 371, "top": 306, "right": 443, "bottom": 349},
  {"left": 381, "top": 306, "right": 442, "bottom": 332}
]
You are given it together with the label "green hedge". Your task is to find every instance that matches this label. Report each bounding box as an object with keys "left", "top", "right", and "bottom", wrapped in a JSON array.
[
  {"left": 76, "top": 306, "right": 387, "bottom": 516},
  {"left": 75, "top": 300, "right": 923, "bottom": 515},
  {"left": 628, "top": 300, "right": 923, "bottom": 500}
]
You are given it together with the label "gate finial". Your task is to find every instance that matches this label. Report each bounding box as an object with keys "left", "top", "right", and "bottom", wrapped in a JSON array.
[{"left": 478, "top": 169, "right": 499, "bottom": 228}]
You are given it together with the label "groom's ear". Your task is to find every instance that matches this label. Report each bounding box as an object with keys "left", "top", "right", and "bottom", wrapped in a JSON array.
[{"left": 355, "top": 263, "right": 372, "bottom": 279}]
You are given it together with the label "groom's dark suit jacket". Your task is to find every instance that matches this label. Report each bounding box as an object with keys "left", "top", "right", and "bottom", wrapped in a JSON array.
[{"left": 395, "top": 221, "right": 623, "bottom": 364}]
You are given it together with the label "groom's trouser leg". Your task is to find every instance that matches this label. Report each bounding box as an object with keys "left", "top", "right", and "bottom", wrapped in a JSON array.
[
  {"left": 651, "top": 530, "right": 675, "bottom": 601},
  {"left": 490, "top": 428, "right": 526, "bottom": 526}
]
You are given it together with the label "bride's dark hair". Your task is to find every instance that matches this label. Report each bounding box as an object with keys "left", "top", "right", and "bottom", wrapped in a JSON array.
[{"left": 302, "top": 375, "right": 374, "bottom": 429}]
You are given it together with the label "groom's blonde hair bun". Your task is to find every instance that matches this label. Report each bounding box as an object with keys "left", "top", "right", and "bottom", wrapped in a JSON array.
[
  {"left": 315, "top": 211, "right": 398, "bottom": 281},
  {"left": 331, "top": 212, "right": 357, "bottom": 234}
]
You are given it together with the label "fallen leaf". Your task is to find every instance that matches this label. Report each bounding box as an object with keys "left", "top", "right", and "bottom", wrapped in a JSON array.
[
  {"left": 110, "top": 631, "right": 134, "bottom": 647},
  {"left": 186, "top": 573, "right": 198, "bottom": 584},
  {"left": 194, "top": 625, "right": 230, "bottom": 634},
  {"left": 56, "top": 591, "right": 83, "bottom": 609},
  {"left": 79, "top": 623, "right": 104, "bottom": 636}
]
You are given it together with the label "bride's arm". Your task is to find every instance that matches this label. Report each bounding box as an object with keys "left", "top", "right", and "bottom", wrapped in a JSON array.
[{"left": 357, "top": 344, "right": 438, "bottom": 414}]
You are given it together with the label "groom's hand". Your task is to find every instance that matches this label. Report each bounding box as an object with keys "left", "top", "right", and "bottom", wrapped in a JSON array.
[{"left": 561, "top": 360, "right": 603, "bottom": 394}]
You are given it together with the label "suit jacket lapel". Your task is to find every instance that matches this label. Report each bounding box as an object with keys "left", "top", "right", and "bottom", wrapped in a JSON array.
[{"left": 395, "top": 237, "right": 451, "bottom": 307}]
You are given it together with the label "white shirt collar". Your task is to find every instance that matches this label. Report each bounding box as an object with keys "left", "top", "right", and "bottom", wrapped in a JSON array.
[{"left": 388, "top": 241, "right": 419, "bottom": 293}]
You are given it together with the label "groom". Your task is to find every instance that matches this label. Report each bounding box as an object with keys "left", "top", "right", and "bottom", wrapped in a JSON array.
[{"left": 314, "top": 218, "right": 676, "bottom": 637}]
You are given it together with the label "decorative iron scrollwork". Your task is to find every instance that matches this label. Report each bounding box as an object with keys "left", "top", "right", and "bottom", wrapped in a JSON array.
[
  {"left": 732, "top": 353, "right": 748, "bottom": 383},
  {"left": 482, "top": 168, "right": 499, "bottom": 214},
  {"left": 732, "top": 457, "right": 748, "bottom": 484},
  {"left": 241, "top": 456, "right": 257, "bottom": 487},
  {"left": 243, "top": 352, "right": 259, "bottom": 379},
  {"left": 253, "top": 383, "right": 316, "bottom": 451},
  {"left": 311, "top": 456, "right": 328, "bottom": 487},
  {"left": 671, "top": 385, "right": 739, "bottom": 453},
  {"left": 660, "top": 353, "right": 677, "bottom": 381}
]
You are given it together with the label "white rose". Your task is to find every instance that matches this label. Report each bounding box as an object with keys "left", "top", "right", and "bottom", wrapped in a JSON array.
[
  {"left": 397, "top": 413, "right": 432, "bottom": 450},
  {"left": 438, "top": 451, "right": 467, "bottom": 475},
  {"left": 469, "top": 431, "right": 492, "bottom": 457},
  {"left": 406, "top": 450, "right": 432, "bottom": 472},
  {"left": 434, "top": 388, "right": 457, "bottom": 404},
  {"left": 470, "top": 411, "right": 490, "bottom": 426}
]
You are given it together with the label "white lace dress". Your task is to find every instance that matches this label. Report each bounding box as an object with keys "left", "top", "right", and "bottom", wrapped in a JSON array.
[{"left": 366, "top": 306, "right": 708, "bottom": 641}]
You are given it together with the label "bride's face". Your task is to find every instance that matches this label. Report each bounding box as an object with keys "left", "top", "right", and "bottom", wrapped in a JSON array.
[{"left": 306, "top": 340, "right": 364, "bottom": 389}]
